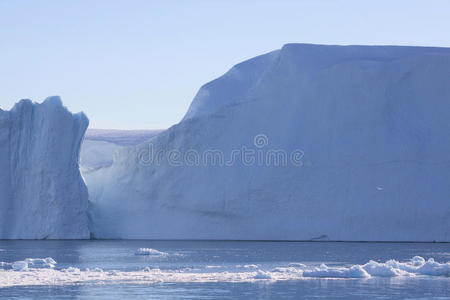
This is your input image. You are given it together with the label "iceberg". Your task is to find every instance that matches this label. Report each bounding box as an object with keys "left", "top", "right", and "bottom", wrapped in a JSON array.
[
  {"left": 80, "top": 129, "right": 163, "bottom": 173},
  {"left": 86, "top": 44, "right": 450, "bottom": 241},
  {"left": 0, "top": 97, "right": 89, "bottom": 239}
]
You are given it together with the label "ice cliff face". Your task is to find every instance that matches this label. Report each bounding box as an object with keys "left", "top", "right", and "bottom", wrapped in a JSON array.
[
  {"left": 0, "top": 97, "right": 89, "bottom": 239},
  {"left": 87, "top": 44, "right": 450, "bottom": 241}
]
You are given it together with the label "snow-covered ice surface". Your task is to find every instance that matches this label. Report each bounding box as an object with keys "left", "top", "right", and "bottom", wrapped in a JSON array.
[
  {"left": 80, "top": 129, "right": 163, "bottom": 173},
  {"left": 0, "top": 241, "right": 449, "bottom": 299},
  {"left": 88, "top": 44, "right": 450, "bottom": 241},
  {"left": 0, "top": 97, "right": 89, "bottom": 239}
]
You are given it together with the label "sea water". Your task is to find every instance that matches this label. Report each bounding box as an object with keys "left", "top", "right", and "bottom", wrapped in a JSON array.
[{"left": 0, "top": 240, "right": 449, "bottom": 299}]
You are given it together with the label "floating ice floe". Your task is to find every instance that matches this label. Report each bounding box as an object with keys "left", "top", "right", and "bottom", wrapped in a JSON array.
[
  {"left": 235, "top": 264, "right": 259, "bottom": 269},
  {"left": 205, "top": 265, "right": 223, "bottom": 269},
  {"left": 0, "top": 256, "right": 449, "bottom": 288},
  {"left": 298, "top": 256, "right": 450, "bottom": 278},
  {"left": 135, "top": 248, "right": 169, "bottom": 256},
  {"left": 253, "top": 271, "right": 272, "bottom": 279},
  {"left": 63, "top": 267, "right": 81, "bottom": 274},
  {"left": 303, "top": 264, "right": 370, "bottom": 278},
  {"left": 2, "top": 257, "right": 57, "bottom": 271}
]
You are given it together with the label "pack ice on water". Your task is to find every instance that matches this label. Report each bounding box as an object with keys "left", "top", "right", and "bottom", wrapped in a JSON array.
[
  {"left": 87, "top": 44, "right": 450, "bottom": 241},
  {"left": 0, "top": 97, "right": 89, "bottom": 239},
  {"left": 0, "top": 256, "right": 449, "bottom": 287}
]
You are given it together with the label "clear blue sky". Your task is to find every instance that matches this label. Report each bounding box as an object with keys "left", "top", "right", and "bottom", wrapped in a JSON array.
[{"left": 1, "top": 0, "right": 449, "bottom": 129}]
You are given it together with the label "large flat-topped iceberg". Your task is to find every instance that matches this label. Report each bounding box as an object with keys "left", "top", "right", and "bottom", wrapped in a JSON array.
[
  {"left": 0, "top": 97, "right": 89, "bottom": 239},
  {"left": 88, "top": 44, "right": 450, "bottom": 241}
]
